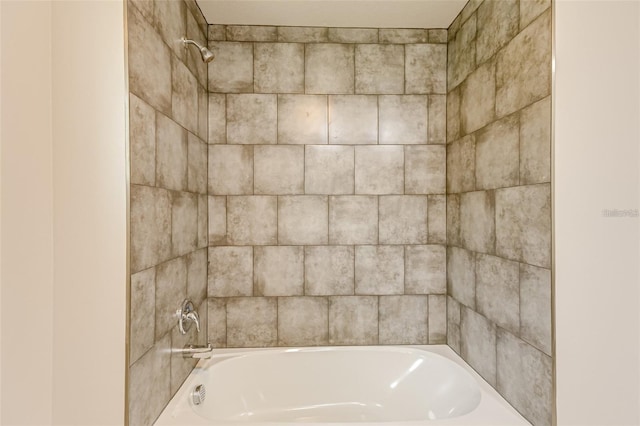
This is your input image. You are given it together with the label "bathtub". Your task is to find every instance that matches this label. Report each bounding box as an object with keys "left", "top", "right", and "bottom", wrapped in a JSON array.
[{"left": 154, "top": 345, "right": 529, "bottom": 426}]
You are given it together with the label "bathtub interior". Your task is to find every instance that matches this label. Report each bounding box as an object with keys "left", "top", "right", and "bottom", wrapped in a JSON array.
[{"left": 154, "top": 345, "right": 530, "bottom": 426}]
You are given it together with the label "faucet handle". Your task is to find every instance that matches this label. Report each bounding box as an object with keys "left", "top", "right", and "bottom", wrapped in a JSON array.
[{"left": 177, "top": 299, "right": 200, "bottom": 335}]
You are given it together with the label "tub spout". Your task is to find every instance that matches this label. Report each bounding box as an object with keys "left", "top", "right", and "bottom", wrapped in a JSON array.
[{"left": 178, "top": 343, "right": 213, "bottom": 359}]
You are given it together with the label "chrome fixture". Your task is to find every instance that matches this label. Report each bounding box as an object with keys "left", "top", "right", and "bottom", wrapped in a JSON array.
[
  {"left": 181, "top": 37, "right": 214, "bottom": 63},
  {"left": 178, "top": 343, "right": 214, "bottom": 359},
  {"left": 192, "top": 384, "right": 206, "bottom": 405},
  {"left": 177, "top": 299, "right": 200, "bottom": 335}
]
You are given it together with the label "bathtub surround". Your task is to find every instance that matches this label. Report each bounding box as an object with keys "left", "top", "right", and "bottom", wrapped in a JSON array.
[
  {"left": 127, "top": 0, "right": 209, "bottom": 424},
  {"left": 205, "top": 26, "right": 448, "bottom": 348},
  {"left": 446, "top": 1, "right": 552, "bottom": 425}
]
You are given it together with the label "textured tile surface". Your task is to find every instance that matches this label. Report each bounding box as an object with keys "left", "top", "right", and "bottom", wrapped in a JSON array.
[
  {"left": 329, "top": 196, "right": 378, "bottom": 244},
  {"left": 254, "top": 43, "right": 304, "bottom": 93},
  {"left": 520, "top": 96, "right": 551, "bottom": 185},
  {"left": 355, "top": 246, "right": 404, "bottom": 295},
  {"left": 520, "top": 263, "right": 552, "bottom": 355},
  {"left": 305, "top": 246, "right": 355, "bottom": 296},
  {"left": 278, "top": 297, "right": 329, "bottom": 346},
  {"left": 305, "top": 145, "right": 354, "bottom": 194},
  {"left": 355, "top": 146, "right": 404, "bottom": 194},
  {"left": 379, "top": 196, "right": 429, "bottom": 244},
  {"left": 130, "top": 268, "right": 156, "bottom": 364},
  {"left": 476, "top": 254, "right": 520, "bottom": 333},
  {"left": 405, "top": 145, "right": 445, "bottom": 195},
  {"left": 446, "top": 135, "right": 476, "bottom": 193},
  {"left": 328, "top": 95, "right": 378, "bottom": 145},
  {"left": 208, "top": 42, "right": 254, "bottom": 93},
  {"left": 208, "top": 93, "right": 226, "bottom": 144},
  {"left": 355, "top": 44, "right": 404, "bottom": 94},
  {"left": 208, "top": 145, "right": 253, "bottom": 195},
  {"left": 278, "top": 196, "right": 329, "bottom": 245},
  {"left": 254, "top": 145, "right": 304, "bottom": 194},
  {"left": 405, "top": 245, "right": 446, "bottom": 295},
  {"left": 475, "top": 114, "right": 520, "bottom": 190},
  {"left": 254, "top": 246, "right": 304, "bottom": 296},
  {"left": 305, "top": 44, "right": 355, "bottom": 94},
  {"left": 428, "top": 295, "right": 447, "bottom": 343},
  {"left": 405, "top": 44, "right": 446, "bottom": 94},
  {"left": 428, "top": 194, "right": 447, "bottom": 244},
  {"left": 156, "top": 113, "right": 187, "bottom": 191},
  {"left": 447, "top": 247, "right": 476, "bottom": 309},
  {"left": 155, "top": 257, "right": 187, "bottom": 339},
  {"left": 227, "top": 196, "right": 277, "bottom": 245},
  {"left": 227, "top": 94, "right": 277, "bottom": 145},
  {"left": 329, "top": 296, "right": 378, "bottom": 345},
  {"left": 460, "top": 191, "right": 496, "bottom": 254},
  {"left": 130, "top": 185, "right": 172, "bottom": 273},
  {"left": 227, "top": 297, "right": 277, "bottom": 347},
  {"left": 379, "top": 296, "right": 429, "bottom": 344},
  {"left": 129, "top": 94, "right": 156, "bottom": 186},
  {"left": 171, "top": 192, "right": 198, "bottom": 256},
  {"left": 208, "top": 246, "right": 253, "bottom": 297},
  {"left": 208, "top": 196, "right": 226, "bottom": 245},
  {"left": 460, "top": 60, "right": 496, "bottom": 134},
  {"left": 379, "top": 95, "right": 429, "bottom": 144},
  {"left": 461, "top": 307, "right": 497, "bottom": 386},
  {"left": 476, "top": 0, "right": 519, "bottom": 64},
  {"left": 278, "top": 95, "right": 328, "bottom": 144}
]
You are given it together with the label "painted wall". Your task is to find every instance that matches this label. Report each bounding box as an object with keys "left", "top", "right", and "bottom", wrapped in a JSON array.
[
  {"left": 554, "top": 1, "right": 640, "bottom": 424},
  {"left": 1, "top": 0, "right": 127, "bottom": 424}
]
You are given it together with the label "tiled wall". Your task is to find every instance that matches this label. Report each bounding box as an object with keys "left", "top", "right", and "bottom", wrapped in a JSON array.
[
  {"left": 205, "top": 26, "right": 448, "bottom": 348},
  {"left": 127, "top": 0, "right": 209, "bottom": 424},
  {"left": 446, "top": 1, "right": 552, "bottom": 425}
]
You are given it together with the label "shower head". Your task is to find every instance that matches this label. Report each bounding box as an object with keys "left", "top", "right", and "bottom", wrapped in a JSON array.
[{"left": 181, "top": 37, "right": 215, "bottom": 63}]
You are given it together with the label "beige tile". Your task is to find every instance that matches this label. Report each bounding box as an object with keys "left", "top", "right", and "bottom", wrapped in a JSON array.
[
  {"left": 155, "top": 257, "right": 187, "bottom": 339},
  {"left": 130, "top": 267, "right": 155, "bottom": 364},
  {"left": 130, "top": 94, "right": 155, "bottom": 186},
  {"left": 171, "top": 58, "right": 198, "bottom": 133},
  {"left": 475, "top": 114, "right": 520, "bottom": 190},
  {"left": 405, "top": 245, "right": 446, "bottom": 294},
  {"left": 405, "top": 145, "right": 445, "bottom": 194},
  {"left": 208, "top": 24, "right": 226, "bottom": 41},
  {"left": 328, "top": 28, "right": 378, "bottom": 43},
  {"left": 476, "top": 0, "right": 519, "bottom": 64},
  {"left": 227, "top": 297, "right": 277, "bottom": 347},
  {"left": 208, "top": 145, "right": 253, "bottom": 195},
  {"left": 208, "top": 94, "right": 226, "bottom": 144},
  {"left": 379, "top": 295, "right": 429, "bottom": 344},
  {"left": 405, "top": 44, "right": 446, "bottom": 94},
  {"left": 128, "top": 5, "right": 171, "bottom": 114},
  {"left": 171, "top": 192, "right": 198, "bottom": 257},
  {"left": 306, "top": 44, "right": 355, "bottom": 94},
  {"left": 447, "top": 247, "right": 476, "bottom": 309},
  {"left": 447, "top": 194, "right": 462, "bottom": 246},
  {"left": 329, "top": 196, "right": 378, "bottom": 245},
  {"left": 379, "top": 95, "right": 428, "bottom": 144},
  {"left": 447, "top": 14, "right": 476, "bottom": 90},
  {"left": 254, "top": 145, "right": 304, "bottom": 195},
  {"left": 446, "top": 87, "right": 461, "bottom": 143},
  {"left": 520, "top": 0, "right": 552, "bottom": 29},
  {"left": 278, "top": 27, "right": 328, "bottom": 42},
  {"left": 208, "top": 246, "right": 253, "bottom": 297},
  {"left": 197, "top": 86, "right": 208, "bottom": 141},
  {"left": 497, "top": 329, "right": 553, "bottom": 426},
  {"left": 207, "top": 298, "right": 227, "bottom": 347},
  {"left": 278, "top": 196, "right": 328, "bottom": 245},
  {"left": 379, "top": 29, "right": 428, "bottom": 43},
  {"left": 379, "top": 195, "right": 428, "bottom": 244},
  {"left": 428, "top": 194, "right": 446, "bottom": 244},
  {"left": 355, "top": 145, "right": 404, "bottom": 194},
  {"left": 520, "top": 264, "right": 552, "bottom": 355},
  {"left": 447, "top": 296, "right": 462, "bottom": 353},
  {"left": 208, "top": 196, "right": 226, "bottom": 245},
  {"left": 156, "top": 113, "right": 187, "bottom": 191},
  {"left": 278, "top": 95, "right": 328, "bottom": 144},
  {"left": 255, "top": 246, "right": 304, "bottom": 296},
  {"left": 129, "top": 0, "right": 153, "bottom": 22},
  {"left": 460, "top": 190, "right": 495, "bottom": 254},
  {"left": 428, "top": 294, "right": 447, "bottom": 343},
  {"left": 460, "top": 60, "right": 496, "bottom": 134},
  {"left": 329, "top": 296, "right": 378, "bottom": 345},
  {"left": 227, "top": 94, "right": 277, "bottom": 145},
  {"left": 495, "top": 184, "right": 551, "bottom": 267},
  {"left": 305, "top": 145, "right": 354, "bottom": 194},
  {"left": 130, "top": 185, "right": 172, "bottom": 273},
  {"left": 227, "top": 196, "right": 277, "bottom": 245},
  {"left": 254, "top": 43, "right": 304, "bottom": 93},
  {"left": 446, "top": 135, "right": 476, "bottom": 193},
  {"left": 226, "top": 25, "right": 277, "bottom": 41},
  {"left": 428, "top": 95, "right": 447, "bottom": 145},
  {"left": 355, "top": 44, "right": 404, "bottom": 94},
  {"left": 328, "top": 95, "right": 378, "bottom": 145},
  {"left": 460, "top": 0, "right": 483, "bottom": 22},
  {"left": 520, "top": 97, "right": 551, "bottom": 185},
  {"left": 355, "top": 246, "right": 404, "bottom": 295},
  {"left": 476, "top": 254, "right": 520, "bottom": 334},
  {"left": 186, "top": 9, "right": 208, "bottom": 88},
  {"left": 496, "top": 10, "right": 552, "bottom": 117},
  {"left": 305, "top": 246, "right": 355, "bottom": 296},
  {"left": 197, "top": 195, "right": 207, "bottom": 248},
  {"left": 170, "top": 318, "right": 199, "bottom": 395},
  {"left": 428, "top": 29, "right": 448, "bottom": 44},
  {"left": 208, "top": 42, "right": 253, "bottom": 93},
  {"left": 186, "top": 248, "right": 207, "bottom": 307},
  {"left": 187, "top": 133, "right": 207, "bottom": 194},
  {"left": 461, "top": 307, "right": 497, "bottom": 387},
  {"left": 128, "top": 334, "right": 170, "bottom": 426},
  {"left": 153, "top": 0, "right": 186, "bottom": 59},
  {"left": 278, "top": 297, "right": 329, "bottom": 346}
]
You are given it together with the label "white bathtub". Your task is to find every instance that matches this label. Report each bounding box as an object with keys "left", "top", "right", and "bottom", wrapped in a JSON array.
[{"left": 154, "top": 345, "right": 529, "bottom": 426}]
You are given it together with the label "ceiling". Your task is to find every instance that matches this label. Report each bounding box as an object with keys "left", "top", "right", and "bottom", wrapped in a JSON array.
[{"left": 196, "top": 0, "right": 467, "bottom": 29}]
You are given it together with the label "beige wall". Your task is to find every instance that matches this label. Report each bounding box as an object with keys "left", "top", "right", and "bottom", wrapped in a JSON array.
[
  {"left": 555, "top": 0, "right": 640, "bottom": 425},
  {"left": 1, "top": 0, "right": 127, "bottom": 424}
]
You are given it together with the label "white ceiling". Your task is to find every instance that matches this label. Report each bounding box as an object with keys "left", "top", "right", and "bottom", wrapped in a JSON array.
[{"left": 196, "top": 0, "right": 467, "bottom": 29}]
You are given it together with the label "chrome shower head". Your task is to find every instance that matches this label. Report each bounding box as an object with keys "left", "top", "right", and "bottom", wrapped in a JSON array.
[{"left": 181, "top": 37, "right": 215, "bottom": 63}]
